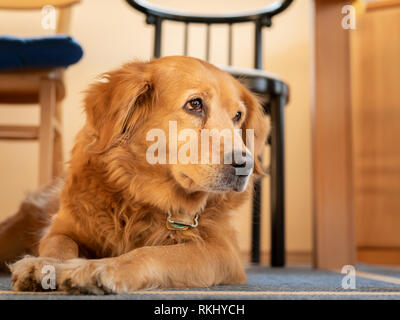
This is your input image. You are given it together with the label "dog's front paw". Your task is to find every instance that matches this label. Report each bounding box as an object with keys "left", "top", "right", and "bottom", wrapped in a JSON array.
[
  {"left": 10, "top": 256, "right": 60, "bottom": 292},
  {"left": 57, "top": 258, "right": 144, "bottom": 295},
  {"left": 57, "top": 259, "right": 119, "bottom": 295}
]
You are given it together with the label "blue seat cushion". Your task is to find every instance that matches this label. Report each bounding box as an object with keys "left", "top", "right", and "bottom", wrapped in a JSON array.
[{"left": 0, "top": 35, "right": 83, "bottom": 71}]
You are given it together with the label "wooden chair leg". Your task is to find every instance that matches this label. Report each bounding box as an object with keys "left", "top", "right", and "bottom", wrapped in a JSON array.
[
  {"left": 251, "top": 179, "right": 262, "bottom": 264},
  {"left": 270, "top": 93, "right": 286, "bottom": 267},
  {"left": 39, "top": 78, "right": 57, "bottom": 186},
  {"left": 53, "top": 129, "right": 63, "bottom": 178},
  {"left": 52, "top": 101, "right": 64, "bottom": 177}
]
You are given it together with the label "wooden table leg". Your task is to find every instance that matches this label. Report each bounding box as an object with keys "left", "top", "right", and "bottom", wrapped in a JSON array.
[{"left": 312, "top": 0, "right": 356, "bottom": 269}]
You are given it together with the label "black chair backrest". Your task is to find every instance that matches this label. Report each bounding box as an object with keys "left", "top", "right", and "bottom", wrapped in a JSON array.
[{"left": 126, "top": 0, "right": 293, "bottom": 70}]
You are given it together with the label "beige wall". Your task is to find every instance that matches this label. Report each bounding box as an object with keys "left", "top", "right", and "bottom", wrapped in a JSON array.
[{"left": 0, "top": 0, "right": 312, "bottom": 258}]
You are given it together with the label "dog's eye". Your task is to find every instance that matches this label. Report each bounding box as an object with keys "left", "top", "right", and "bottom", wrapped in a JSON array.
[
  {"left": 184, "top": 98, "right": 204, "bottom": 115},
  {"left": 233, "top": 111, "right": 242, "bottom": 123}
]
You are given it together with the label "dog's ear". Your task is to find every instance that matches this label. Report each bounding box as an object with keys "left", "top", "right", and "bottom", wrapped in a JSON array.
[
  {"left": 239, "top": 83, "right": 269, "bottom": 176},
  {"left": 84, "top": 62, "right": 153, "bottom": 153}
]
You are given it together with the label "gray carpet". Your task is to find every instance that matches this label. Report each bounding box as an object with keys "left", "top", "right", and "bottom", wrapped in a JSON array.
[{"left": 0, "top": 264, "right": 399, "bottom": 300}]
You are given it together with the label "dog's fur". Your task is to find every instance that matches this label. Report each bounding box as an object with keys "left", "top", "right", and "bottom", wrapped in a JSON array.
[{"left": 0, "top": 56, "right": 268, "bottom": 294}]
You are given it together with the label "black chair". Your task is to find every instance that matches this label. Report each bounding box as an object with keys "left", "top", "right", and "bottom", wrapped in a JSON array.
[{"left": 126, "top": 0, "right": 292, "bottom": 267}]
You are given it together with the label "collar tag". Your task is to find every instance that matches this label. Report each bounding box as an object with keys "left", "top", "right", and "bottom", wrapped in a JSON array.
[{"left": 166, "top": 212, "right": 199, "bottom": 231}]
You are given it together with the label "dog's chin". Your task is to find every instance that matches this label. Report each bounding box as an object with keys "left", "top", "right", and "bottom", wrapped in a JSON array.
[
  {"left": 202, "top": 177, "right": 250, "bottom": 194},
  {"left": 175, "top": 172, "right": 251, "bottom": 194},
  {"left": 224, "top": 175, "right": 251, "bottom": 193}
]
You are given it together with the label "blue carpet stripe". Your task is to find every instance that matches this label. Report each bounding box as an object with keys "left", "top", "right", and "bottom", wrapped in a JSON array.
[{"left": 0, "top": 264, "right": 398, "bottom": 299}]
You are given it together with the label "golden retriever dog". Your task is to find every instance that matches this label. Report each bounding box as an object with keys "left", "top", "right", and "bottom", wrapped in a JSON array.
[{"left": 0, "top": 56, "right": 268, "bottom": 294}]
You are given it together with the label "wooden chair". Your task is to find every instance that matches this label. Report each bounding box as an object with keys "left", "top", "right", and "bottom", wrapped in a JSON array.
[
  {"left": 126, "top": 0, "right": 293, "bottom": 266},
  {"left": 0, "top": 0, "right": 81, "bottom": 186}
]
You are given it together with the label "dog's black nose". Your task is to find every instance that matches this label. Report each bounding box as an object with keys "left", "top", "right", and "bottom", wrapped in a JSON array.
[{"left": 224, "top": 151, "right": 254, "bottom": 175}]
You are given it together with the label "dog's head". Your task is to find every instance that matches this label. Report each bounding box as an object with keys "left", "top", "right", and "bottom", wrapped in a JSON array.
[{"left": 83, "top": 56, "right": 268, "bottom": 196}]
